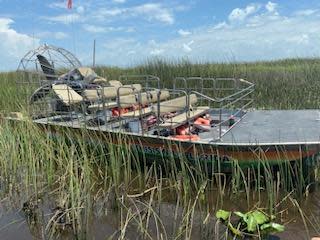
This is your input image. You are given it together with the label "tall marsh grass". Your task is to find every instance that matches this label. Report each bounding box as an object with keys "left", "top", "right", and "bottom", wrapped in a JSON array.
[
  {"left": 2, "top": 58, "right": 320, "bottom": 111},
  {"left": 94, "top": 58, "right": 320, "bottom": 109},
  {"left": 0, "top": 119, "right": 318, "bottom": 239}
]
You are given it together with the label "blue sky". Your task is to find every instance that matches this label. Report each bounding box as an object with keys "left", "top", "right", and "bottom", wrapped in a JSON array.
[{"left": 0, "top": 0, "right": 320, "bottom": 70}]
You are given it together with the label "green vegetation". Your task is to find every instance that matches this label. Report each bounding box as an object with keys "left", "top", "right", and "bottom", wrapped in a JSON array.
[
  {"left": 216, "top": 209, "right": 284, "bottom": 239},
  {"left": 0, "top": 59, "right": 320, "bottom": 239},
  {"left": 3, "top": 58, "right": 320, "bottom": 112},
  {"left": 94, "top": 58, "right": 320, "bottom": 109}
]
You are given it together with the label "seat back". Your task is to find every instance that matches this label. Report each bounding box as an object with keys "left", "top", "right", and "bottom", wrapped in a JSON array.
[
  {"left": 118, "top": 94, "right": 137, "bottom": 108},
  {"left": 138, "top": 90, "right": 170, "bottom": 105},
  {"left": 149, "top": 90, "right": 170, "bottom": 103},
  {"left": 52, "top": 84, "right": 83, "bottom": 106},
  {"left": 118, "top": 90, "right": 170, "bottom": 108},
  {"left": 83, "top": 89, "right": 100, "bottom": 101},
  {"left": 101, "top": 84, "right": 142, "bottom": 99},
  {"left": 158, "top": 94, "right": 197, "bottom": 113}
]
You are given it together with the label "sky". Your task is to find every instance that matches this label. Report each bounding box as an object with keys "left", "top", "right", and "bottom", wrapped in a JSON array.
[{"left": 0, "top": 0, "right": 320, "bottom": 70}]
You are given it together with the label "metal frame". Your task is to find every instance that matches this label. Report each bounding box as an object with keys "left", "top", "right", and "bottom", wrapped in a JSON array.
[
  {"left": 173, "top": 77, "right": 254, "bottom": 140},
  {"left": 23, "top": 75, "right": 255, "bottom": 141}
]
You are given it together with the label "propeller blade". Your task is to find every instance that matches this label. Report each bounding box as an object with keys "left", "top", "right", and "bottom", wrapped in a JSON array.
[{"left": 37, "top": 54, "right": 56, "bottom": 81}]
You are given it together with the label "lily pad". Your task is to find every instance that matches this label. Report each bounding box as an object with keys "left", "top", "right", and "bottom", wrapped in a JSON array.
[
  {"left": 216, "top": 209, "right": 231, "bottom": 221},
  {"left": 246, "top": 214, "right": 258, "bottom": 232},
  {"left": 251, "top": 211, "right": 269, "bottom": 225}
]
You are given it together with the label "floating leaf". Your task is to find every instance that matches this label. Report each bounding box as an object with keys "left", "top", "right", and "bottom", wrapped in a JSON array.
[
  {"left": 246, "top": 214, "right": 258, "bottom": 232},
  {"left": 216, "top": 209, "right": 231, "bottom": 221},
  {"left": 260, "top": 222, "right": 285, "bottom": 233},
  {"left": 252, "top": 210, "right": 269, "bottom": 225}
]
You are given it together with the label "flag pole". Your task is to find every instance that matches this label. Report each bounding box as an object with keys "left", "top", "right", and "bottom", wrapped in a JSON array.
[{"left": 93, "top": 39, "right": 96, "bottom": 68}]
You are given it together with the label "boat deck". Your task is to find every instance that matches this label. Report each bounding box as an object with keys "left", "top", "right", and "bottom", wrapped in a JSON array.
[
  {"left": 220, "top": 110, "right": 320, "bottom": 144},
  {"left": 32, "top": 110, "right": 320, "bottom": 146}
]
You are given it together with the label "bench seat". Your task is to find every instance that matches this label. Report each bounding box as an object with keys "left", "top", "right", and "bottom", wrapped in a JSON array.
[
  {"left": 52, "top": 84, "right": 83, "bottom": 106},
  {"left": 158, "top": 106, "right": 210, "bottom": 128},
  {"left": 88, "top": 90, "right": 170, "bottom": 112},
  {"left": 88, "top": 101, "right": 118, "bottom": 111},
  {"left": 120, "top": 106, "right": 153, "bottom": 117}
]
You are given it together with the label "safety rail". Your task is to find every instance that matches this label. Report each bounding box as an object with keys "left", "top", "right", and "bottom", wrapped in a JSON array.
[
  {"left": 26, "top": 73, "right": 255, "bottom": 142},
  {"left": 174, "top": 77, "right": 254, "bottom": 140},
  {"left": 114, "top": 87, "right": 190, "bottom": 136},
  {"left": 173, "top": 77, "right": 243, "bottom": 94}
]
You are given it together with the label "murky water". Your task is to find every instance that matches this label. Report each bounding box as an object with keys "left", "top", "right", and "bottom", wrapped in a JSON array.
[{"left": 0, "top": 186, "right": 319, "bottom": 239}]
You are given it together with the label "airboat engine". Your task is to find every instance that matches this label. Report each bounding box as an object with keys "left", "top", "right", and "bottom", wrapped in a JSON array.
[{"left": 17, "top": 44, "right": 82, "bottom": 118}]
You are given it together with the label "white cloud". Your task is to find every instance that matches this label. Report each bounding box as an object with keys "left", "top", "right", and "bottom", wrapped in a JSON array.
[
  {"left": 210, "top": 21, "right": 229, "bottom": 31},
  {"left": 77, "top": 6, "right": 85, "bottom": 14},
  {"left": 48, "top": 2, "right": 67, "bottom": 9},
  {"left": 126, "top": 27, "right": 136, "bottom": 33},
  {"left": 0, "top": 18, "right": 39, "bottom": 70},
  {"left": 294, "top": 9, "right": 318, "bottom": 16},
  {"left": 83, "top": 24, "right": 106, "bottom": 33},
  {"left": 266, "top": 1, "right": 277, "bottom": 12},
  {"left": 150, "top": 48, "right": 164, "bottom": 55},
  {"left": 98, "top": 8, "right": 125, "bottom": 17},
  {"left": 54, "top": 32, "right": 68, "bottom": 39},
  {"left": 286, "top": 34, "right": 310, "bottom": 44},
  {"left": 82, "top": 24, "right": 125, "bottom": 33},
  {"left": 113, "top": 0, "right": 126, "bottom": 3},
  {"left": 88, "top": 3, "right": 320, "bottom": 67},
  {"left": 37, "top": 31, "right": 68, "bottom": 40},
  {"left": 93, "top": 38, "right": 142, "bottom": 66},
  {"left": 132, "top": 3, "right": 174, "bottom": 24},
  {"left": 94, "top": 3, "right": 175, "bottom": 24},
  {"left": 0, "top": 18, "right": 12, "bottom": 31},
  {"left": 229, "top": 4, "right": 260, "bottom": 21},
  {"left": 178, "top": 29, "right": 191, "bottom": 36},
  {"left": 43, "top": 13, "right": 82, "bottom": 24},
  {"left": 182, "top": 40, "right": 194, "bottom": 53},
  {"left": 127, "top": 50, "right": 136, "bottom": 55},
  {"left": 45, "top": 3, "right": 175, "bottom": 26}
]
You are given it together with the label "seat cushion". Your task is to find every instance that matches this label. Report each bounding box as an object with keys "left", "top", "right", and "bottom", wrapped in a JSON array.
[
  {"left": 52, "top": 84, "right": 83, "bottom": 106},
  {"left": 159, "top": 106, "right": 210, "bottom": 128}
]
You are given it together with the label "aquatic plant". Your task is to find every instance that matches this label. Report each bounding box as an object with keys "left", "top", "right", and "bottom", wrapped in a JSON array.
[{"left": 216, "top": 209, "right": 284, "bottom": 239}]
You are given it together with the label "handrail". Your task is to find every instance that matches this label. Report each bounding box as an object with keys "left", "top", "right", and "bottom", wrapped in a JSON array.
[
  {"left": 217, "top": 83, "right": 254, "bottom": 103},
  {"left": 190, "top": 91, "right": 217, "bottom": 102},
  {"left": 26, "top": 71, "right": 255, "bottom": 143},
  {"left": 184, "top": 77, "right": 254, "bottom": 141}
]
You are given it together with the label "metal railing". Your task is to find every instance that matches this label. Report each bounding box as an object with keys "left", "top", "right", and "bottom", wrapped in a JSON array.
[
  {"left": 24, "top": 73, "right": 254, "bottom": 142},
  {"left": 173, "top": 77, "right": 255, "bottom": 140}
]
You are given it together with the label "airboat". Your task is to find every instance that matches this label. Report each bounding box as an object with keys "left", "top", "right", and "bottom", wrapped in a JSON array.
[{"left": 6, "top": 45, "right": 320, "bottom": 173}]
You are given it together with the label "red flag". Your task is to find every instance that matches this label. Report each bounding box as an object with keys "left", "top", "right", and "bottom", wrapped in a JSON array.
[{"left": 67, "top": 0, "right": 72, "bottom": 9}]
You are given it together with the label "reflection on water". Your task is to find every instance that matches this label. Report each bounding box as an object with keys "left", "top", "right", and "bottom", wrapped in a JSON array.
[{"left": 0, "top": 187, "right": 319, "bottom": 239}]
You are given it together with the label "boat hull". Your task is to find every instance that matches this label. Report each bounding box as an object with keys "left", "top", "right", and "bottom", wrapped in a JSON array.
[{"left": 25, "top": 120, "right": 320, "bottom": 171}]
